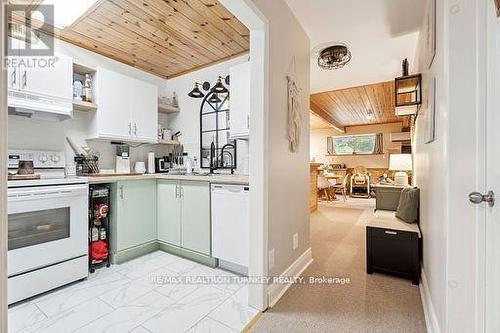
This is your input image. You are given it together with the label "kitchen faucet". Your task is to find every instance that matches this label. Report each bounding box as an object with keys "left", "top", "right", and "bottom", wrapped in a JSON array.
[{"left": 209, "top": 141, "right": 236, "bottom": 174}]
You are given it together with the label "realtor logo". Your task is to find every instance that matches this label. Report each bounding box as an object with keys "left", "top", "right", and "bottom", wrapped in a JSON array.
[{"left": 5, "top": 4, "right": 55, "bottom": 57}]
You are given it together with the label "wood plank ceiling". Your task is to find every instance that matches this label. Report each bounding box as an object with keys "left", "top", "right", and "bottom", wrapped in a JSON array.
[
  {"left": 310, "top": 81, "right": 409, "bottom": 130},
  {"left": 8, "top": 0, "right": 250, "bottom": 79}
]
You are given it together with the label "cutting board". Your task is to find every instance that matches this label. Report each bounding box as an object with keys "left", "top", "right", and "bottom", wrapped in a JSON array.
[{"left": 8, "top": 174, "right": 41, "bottom": 181}]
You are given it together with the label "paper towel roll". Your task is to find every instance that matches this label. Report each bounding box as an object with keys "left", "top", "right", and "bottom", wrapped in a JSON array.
[{"left": 147, "top": 151, "right": 155, "bottom": 174}]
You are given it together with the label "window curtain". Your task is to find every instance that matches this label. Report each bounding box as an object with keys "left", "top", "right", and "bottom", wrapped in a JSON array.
[
  {"left": 374, "top": 133, "right": 383, "bottom": 154},
  {"left": 327, "top": 137, "right": 334, "bottom": 155}
]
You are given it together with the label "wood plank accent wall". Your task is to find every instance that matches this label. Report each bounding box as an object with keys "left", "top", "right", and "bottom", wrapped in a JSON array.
[
  {"left": 8, "top": 0, "right": 250, "bottom": 79},
  {"left": 310, "top": 81, "right": 409, "bottom": 128}
]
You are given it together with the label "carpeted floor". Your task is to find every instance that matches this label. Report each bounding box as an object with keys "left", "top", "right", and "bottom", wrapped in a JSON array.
[{"left": 251, "top": 199, "right": 427, "bottom": 333}]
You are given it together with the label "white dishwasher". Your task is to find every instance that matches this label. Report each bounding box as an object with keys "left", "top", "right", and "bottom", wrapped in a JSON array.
[{"left": 211, "top": 184, "right": 249, "bottom": 272}]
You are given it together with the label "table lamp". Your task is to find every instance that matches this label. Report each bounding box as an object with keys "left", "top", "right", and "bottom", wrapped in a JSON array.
[{"left": 389, "top": 154, "right": 412, "bottom": 186}]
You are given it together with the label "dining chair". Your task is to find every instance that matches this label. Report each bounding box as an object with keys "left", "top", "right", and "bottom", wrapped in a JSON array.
[
  {"left": 317, "top": 174, "right": 335, "bottom": 201},
  {"left": 333, "top": 174, "right": 349, "bottom": 202}
]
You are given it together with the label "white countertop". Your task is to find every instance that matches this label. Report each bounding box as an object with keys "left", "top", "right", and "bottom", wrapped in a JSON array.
[
  {"left": 80, "top": 173, "right": 249, "bottom": 185},
  {"left": 8, "top": 177, "right": 88, "bottom": 188}
]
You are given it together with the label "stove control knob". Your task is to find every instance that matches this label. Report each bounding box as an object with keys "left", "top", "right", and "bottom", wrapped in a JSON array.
[
  {"left": 39, "top": 154, "right": 48, "bottom": 163},
  {"left": 51, "top": 154, "right": 60, "bottom": 163}
]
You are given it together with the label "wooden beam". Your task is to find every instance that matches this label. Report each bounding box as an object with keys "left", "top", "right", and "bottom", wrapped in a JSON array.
[{"left": 310, "top": 101, "right": 345, "bottom": 133}]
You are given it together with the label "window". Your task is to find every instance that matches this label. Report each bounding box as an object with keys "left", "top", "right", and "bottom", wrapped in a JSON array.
[{"left": 328, "top": 134, "right": 381, "bottom": 155}]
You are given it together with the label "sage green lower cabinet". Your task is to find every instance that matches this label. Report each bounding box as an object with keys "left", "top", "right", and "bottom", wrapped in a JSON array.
[
  {"left": 157, "top": 180, "right": 211, "bottom": 256},
  {"left": 157, "top": 180, "right": 181, "bottom": 246},
  {"left": 181, "top": 181, "right": 211, "bottom": 255},
  {"left": 112, "top": 180, "right": 157, "bottom": 254}
]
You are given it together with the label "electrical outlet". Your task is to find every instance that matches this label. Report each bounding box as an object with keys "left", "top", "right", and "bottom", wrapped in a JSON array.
[
  {"left": 293, "top": 233, "right": 299, "bottom": 250},
  {"left": 268, "top": 248, "right": 275, "bottom": 269}
]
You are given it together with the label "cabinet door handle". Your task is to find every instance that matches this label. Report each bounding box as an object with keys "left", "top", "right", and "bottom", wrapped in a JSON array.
[
  {"left": 385, "top": 230, "right": 397, "bottom": 235},
  {"left": 128, "top": 123, "right": 132, "bottom": 136},
  {"left": 180, "top": 186, "right": 184, "bottom": 199},
  {"left": 119, "top": 185, "right": 124, "bottom": 199},
  {"left": 22, "top": 70, "right": 27, "bottom": 88},
  {"left": 11, "top": 68, "right": 16, "bottom": 87},
  {"left": 247, "top": 114, "right": 250, "bottom": 129},
  {"left": 134, "top": 123, "right": 137, "bottom": 136}
]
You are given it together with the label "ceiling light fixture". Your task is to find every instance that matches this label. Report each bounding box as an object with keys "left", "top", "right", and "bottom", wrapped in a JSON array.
[
  {"left": 312, "top": 42, "right": 352, "bottom": 70},
  {"left": 366, "top": 109, "right": 375, "bottom": 121},
  {"left": 34, "top": 0, "right": 98, "bottom": 30}
]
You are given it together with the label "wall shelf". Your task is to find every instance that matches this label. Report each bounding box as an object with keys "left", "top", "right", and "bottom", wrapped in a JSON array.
[
  {"left": 158, "top": 103, "right": 180, "bottom": 114},
  {"left": 325, "top": 153, "right": 385, "bottom": 156},
  {"left": 158, "top": 139, "right": 180, "bottom": 145},
  {"left": 73, "top": 62, "right": 97, "bottom": 75},
  {"left": 73, "top": 100, "right": 98, "bottom": 112}
]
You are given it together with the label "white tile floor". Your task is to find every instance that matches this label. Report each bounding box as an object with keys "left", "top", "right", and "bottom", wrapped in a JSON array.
[{"left": 8, "top": 251, "right": 259, "bottom": 333}]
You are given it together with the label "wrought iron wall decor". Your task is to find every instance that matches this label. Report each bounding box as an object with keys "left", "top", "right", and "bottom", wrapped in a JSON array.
[{"left": 188, "top": 75, "right": 237, "bottom": 173}]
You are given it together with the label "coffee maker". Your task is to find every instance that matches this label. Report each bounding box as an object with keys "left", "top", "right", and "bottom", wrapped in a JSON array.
[
  {"left": 115, "top": 144, "right": 131, "bottom": 174},
  {"left": 155, "top": 155, "right": 170, "bottom": 173}
]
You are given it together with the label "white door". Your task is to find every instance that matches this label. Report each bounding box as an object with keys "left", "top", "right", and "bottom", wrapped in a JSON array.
[
  {"left": 95, "top": 68, "right": 132, "bottom": 140},
  {"left": 485, "top": 2, "right": 500, "bottom": 331},
  {"left": 130, "top": 78, "right": 158, "bottom": 142},
  {"left": 446, "top": 0, "right": 490, "bottom": 331},
  {"left": 229, "top": 61, "right": 250, "bottom": 138},
  {"left": 452, "top": 1, "right": 500, "bottom": 331},
  {"left": 21, "top": 52, "right": 73, "bottom": 100},
  {"left": 6, "top": 37, "right": 20, "bottom": 91}
]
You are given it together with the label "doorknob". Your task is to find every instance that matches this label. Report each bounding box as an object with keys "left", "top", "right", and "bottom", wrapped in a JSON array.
[{"left": 469, "top": 191, "right": 495, "bottom": 207}]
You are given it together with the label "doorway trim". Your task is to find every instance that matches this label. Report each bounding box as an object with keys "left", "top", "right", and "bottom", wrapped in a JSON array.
[
  {"left": 1, "top": 0, "right": 8, "bottom": 331},
  {"left": 206, "top": 0, "right": 270, "bottom": 311}
]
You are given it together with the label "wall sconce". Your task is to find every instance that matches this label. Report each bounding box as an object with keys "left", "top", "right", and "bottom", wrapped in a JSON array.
[
  {"left": 188, "top": 82, "right": 205, "bottom": 98},
  {"left": 188, "top": 76, "right": 230, "bottom": 99}
]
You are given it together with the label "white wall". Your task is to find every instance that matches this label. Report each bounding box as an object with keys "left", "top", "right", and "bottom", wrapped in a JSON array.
[
  {"left": 413, "top": 0, "right": 448, "bottom": 331},
  {"left": 250, "top": 0, "right": 311, "bottom": 278},
  {"left": 310, "top": 122, "right": 403, "bottom": 167},
  {"left": 8, "top": 37, "right": 172, "bottom": 170},
  {"left": 164, "top": 55, "right": 250, "bottom": 174}
]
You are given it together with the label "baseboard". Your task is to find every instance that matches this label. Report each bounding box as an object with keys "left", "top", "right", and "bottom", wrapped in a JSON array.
[
  {"left": 419, "top": 268, "right": 441, "bottom": 333},
  {"left": 268, "top": 248, "right": 313, "bottom": 307},
  {"left": 158, "top": 241, "right": 217, "bottom": 267},
  {"left": 111, "top": 241, "right": 160, "bottom": 264}
]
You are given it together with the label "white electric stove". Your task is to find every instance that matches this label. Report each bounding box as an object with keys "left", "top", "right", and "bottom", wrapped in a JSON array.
[{"left": 7, "top": 149, "right": 89, "bottom": 304}]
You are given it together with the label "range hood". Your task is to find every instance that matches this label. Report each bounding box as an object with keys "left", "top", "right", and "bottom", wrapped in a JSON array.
[{"left": 8, "top": 90, "right": 73, "bottom": 122}]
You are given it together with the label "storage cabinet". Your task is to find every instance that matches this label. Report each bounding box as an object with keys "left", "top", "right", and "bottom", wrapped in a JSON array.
[
  {"left": 93, "top": 68, "right": 158, "bottom": 143},
  {"left": 113, "top": 180, "right": 157, "bottom": 252},
  {"left": 229, "top": 61, "right": 250, "bottom": 139},
  {"left": 157, "top": 180, "right": 211, "bottom": 256},
  {"left": 181, "top": 182, "right": 211, "bottom": 255},
  {"left": 366, "top": 226, "right": 421, "bottom": 285},
  {"left": 157, "top": 180, "right": 181, "bottom": 246},
  {"left": 7, "top": 37, "right": 72, "bottom": 100}
]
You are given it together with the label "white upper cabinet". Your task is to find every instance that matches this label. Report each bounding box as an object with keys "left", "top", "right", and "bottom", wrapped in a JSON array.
[
  {"left": 229, "top": 61, "right": 250, "bottom": 139},
  {"left": 93, "top": 67, "right": 158, "bottom": 143},
  {"left": 7, "top": 37, "right": 72, "bottom": 100},
  {"left": 22, "top": 53, "right": 73, "bottom": 101},
  {"left": 129, "top": 76, "right": 158, "bottom": 142},
  {"left": 94, "top": 68, "right": 132, "bottom": 140}
]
